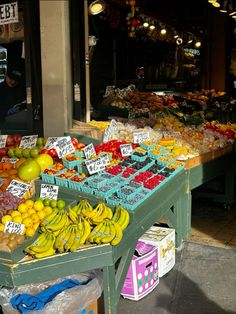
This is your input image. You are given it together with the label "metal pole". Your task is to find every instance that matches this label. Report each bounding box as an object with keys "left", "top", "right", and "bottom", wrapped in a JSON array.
[{"left": 84, "top": 0, "right": 91, "bottom": 122}]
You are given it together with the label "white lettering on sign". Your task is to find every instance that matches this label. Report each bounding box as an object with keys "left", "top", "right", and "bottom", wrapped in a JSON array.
[
  {"left": 0, "top": 135, "right": 7, "bottom": 148},
  {"left": 133, "top": 132, "right": 150, "bottom": 144},
  {"left": 4, "top": 221, "right": 24, "bottom": 235},
  {"left": 84, "top": 143, "right": 96, "bottom": 160},
  {"left": 55, "top": 136, "right": 75, "bottom": 159},
  {"left": 120, "top": 144, "right": 133, "bottom": 157},
  {"left": 85, "top": 157, "right": 105, "bottom": 175},
  {"left": 40, "top": 184, "right": 59, "bottom": 200},
  {"left": 6, "top": 179, "right": 31, "bottom": 198},
  {"left": 0, "top": 2, "right": 18, "bottom": 25},
  {"left": 19, "top": 135, "right": 38, "bottom": 148}
]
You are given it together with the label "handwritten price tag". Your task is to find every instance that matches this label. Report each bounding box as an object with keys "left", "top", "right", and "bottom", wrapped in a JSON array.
[
  {"left": 120, "top": 144, "right": 133, "bottom": 157},
  {"left": 44, "top": 137, "right": 60, "bottom": 149},
  {"left": 40, "top": 183, "right": 59, "bottom": 200},
  {"left": 85, "top": 157, "right": 105, "bottom": 175},
  {"left": 6, "top": 180, "right": 31, "bottom": 198},
  {"left": 101, "top": 155, "right": 110, "bottom": 166},
  {"left": 133, "top": 132, "right": 150, "bottom": 144},
  {"left": 1, "top": 158, "right": 18, "bottom": 164},
  {"left": 4, "top": 221, "right": 25, "bottom": 235},
  {"left": 0, "top": 135, "right": 7, "bottom": 148},
  {"left": 103, "top": 119, "right": 118, "bottom": 143},
  {"left": 19, "top": 135, "right": 38, "bottom": 148},
  {"left": 55, "top": 137, "right": 75, "bottom": 159},
  {"left": 84, "top": 143, "right": 96, "bottom": 160}
]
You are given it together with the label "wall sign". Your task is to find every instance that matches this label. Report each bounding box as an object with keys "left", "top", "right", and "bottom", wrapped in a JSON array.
[{"left": 0, "top": 2, "right": 18, "bottom": 25}]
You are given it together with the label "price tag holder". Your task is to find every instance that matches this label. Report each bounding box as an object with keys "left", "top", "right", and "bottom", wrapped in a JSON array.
[
  {"left": 6, "top": 180, "right": 31, "bottom": 198},
  {"left": 1, "top": 157, "right": 18, "bottom": 164},
  {"left": 55, "top": 136, "right": 75, "bottom": 159},
  {"left": 133, "top": 132, "right": 150, "bottom": 144},
  {"left": 40, "top": 183, "right": 59, "bottom": 200},
  {"left": 4, "top": 221, "right": 25, "bottom": 235},
  {"left": 0, "top": 135, "right": 7, "bottom": 148},
  {"left": 44, "top": 137, "right": 60, "bottom": 149},
  {"left": 19, "top": 135, "right": 38, "bottom": 148},
  {"left": 120, "top": 144, "right": 133, "bottom": 157},
  {"left": 84, "top": 143, "right": 96, "bottom": 160},
  {"left": 85, "top": 157, "right": 105, "bottom": 175}
]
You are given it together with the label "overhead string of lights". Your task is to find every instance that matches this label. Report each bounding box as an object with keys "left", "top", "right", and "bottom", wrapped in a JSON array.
[{"left": 208, "top": 0, "right": 236, "bottom": 19}]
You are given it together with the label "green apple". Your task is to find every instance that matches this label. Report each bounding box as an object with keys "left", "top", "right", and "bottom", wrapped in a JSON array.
[
  {"left": 30, "top": 147, "right": 39, "bottom": 158},
  {"left": 7, "top": 148, "right": 15, "bottom": 158},
  {"left": 22, "top": 148, "right": 31, "bottom": 158},
  {"left": 14, "top": 147, "right": 22, "bottom": 158},
  {"left": 18, "top": 159, "right": 41, "bottom": 181},
  {"left": 36, "top": 137, "right": 45, "bottom": 147}
]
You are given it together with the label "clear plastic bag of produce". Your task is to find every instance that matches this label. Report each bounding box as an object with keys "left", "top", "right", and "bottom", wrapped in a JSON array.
[{"left": 0, "top": 270, "right": 103, "bottom": 314}]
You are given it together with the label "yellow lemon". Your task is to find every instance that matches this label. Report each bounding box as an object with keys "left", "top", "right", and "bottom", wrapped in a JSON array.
[
  {"left": 21, "top": 212, "right": 29, "bottom": 219},
  {"left": 25, "top": 227, "right": 35, "bottom": 237},
  {"left": 11, "top": 210, "right": 21, "bottom": 218},
  {"left": 1, "top": 215, "right": 12, "bottom": 225},
  {"left": 27, "top": 208, "right": 36, "bottom": 215},
  {"left": 22, "top": 217, "right": 33, "bottom": 228},
  {"left": 31, "top": 213, "right": 40, "bottom": 223},
  {"left": 37, "top": 210, "right": 46, "bottom": 220},
  {"left": 44, "top": 206, "right": 53, "bottom": 216},
  {"left": 0, "top": 223, "right": 4, "bottom": 231},
  {"left": 25, "top": 199, "right": 34, "bottom": 209},
  {"left": 12, "top": 216, "right": 23, "bottom": 224},
  {"left": 18, "top": 203, "right": 28, "bottom": 214},
  {"left": 33, "top": 201, "right": 44, "bottom": 211}
]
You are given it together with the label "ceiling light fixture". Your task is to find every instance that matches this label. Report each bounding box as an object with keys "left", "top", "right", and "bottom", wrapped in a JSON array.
[
  {"left": 149, "top": 24, "right": 155, "bottom": 30},
  {"left": 160, "top": 27, "right": 167, "bottom": 35},
  {"left": 89, "top": 0, "right": 106, "bottom": 15},
  {"left": 195, "top": 41, "right": 202, "bottom": 48},
  {"left": 212, "top": 1, "right": 220, "bottom": 7},
  {"left": 176, "top": 37, "right": 183, "bottom": 45},
  {"left": 143, "top": 21, "right": 149, "bottom": 28}
]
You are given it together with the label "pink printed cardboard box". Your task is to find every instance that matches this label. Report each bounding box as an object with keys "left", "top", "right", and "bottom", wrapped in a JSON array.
[{"left": 121, "top": 241, "right": 159, "bottom": 301}]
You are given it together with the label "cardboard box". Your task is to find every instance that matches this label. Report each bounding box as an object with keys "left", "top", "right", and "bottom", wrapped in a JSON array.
[
  {"left": 140, "top": 226, "right": 175, "bottom": 277},
  {"left": 121, "top": 241, "right": 159, "bottom": 301}
]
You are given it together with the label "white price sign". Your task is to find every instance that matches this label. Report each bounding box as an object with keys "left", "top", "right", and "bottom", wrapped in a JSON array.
[
  {"left": 85, "top": 157, "right": 105, "bottom": 175},
  {"left": 44, "top": 137, "right": 60, "bottom": 149},
  {"left": 4, "top": 221, "right": 24, "bottom": 235},
  {"left": 133, "top": 132, "right": 150, "bottom": 144},
  {"left": 1, "top": 158, "right": 18, "bottom": 164},
  {"left": 40, "top": 184, "right": 59, "bottom": 200},
  {"left": 120, "top": 144, "right": 133, "bottom": 157},
  {"left": 103, "top": 119, "right": 118, "bottom": 143},
  {"left": 6, "top": 180, "right": 31, "bottom": 198},
  {"left": 84, "top": 143, "right": 96, "bottom": 160},
  {"left": 0, "top": 135, "right": 7, "bottom": 148},
  {"left": 55, "top": 137, "right": 75, "bottom": 159},
  {"left": 19, "top": 135, "right": 38, "bottom": 148},
  {"left": 101, "top": 155, "right": 110, "bottom": 166}
]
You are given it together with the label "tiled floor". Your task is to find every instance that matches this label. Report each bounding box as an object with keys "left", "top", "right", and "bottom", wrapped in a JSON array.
[{"left": 188, "top": 197, "right": 236, "bottom": 249}]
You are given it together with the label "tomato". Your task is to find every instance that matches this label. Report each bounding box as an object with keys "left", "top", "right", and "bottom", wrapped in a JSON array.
[
  {"left": 18, "top": 159, "right": 41, "bottom": 181},
  {"left": 40, "top": 148, "right": 49, "bottom": 154},
  {"left": 48, "top": 148, "right": 58, "bottom": 158},
  {"left": 71, "top": 137, "right": 79, "bottom": 149}
]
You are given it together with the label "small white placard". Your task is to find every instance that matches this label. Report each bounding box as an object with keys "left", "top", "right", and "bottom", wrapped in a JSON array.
[
  {"left": 0, "top": 2, "right": 18, "bottom": 25},
  {"left": 4, "top": 221, "right": 24, "bottom": 235},
  {"left": 84, "top": 143, "right": 96, "bottom": 160},
  {"left": 85, "top": 157, "right": 105, "bottom": 175},
  {"left": 55, "top": 136, "right": 75, "bottom": 159},
  {"left": 1, "top": 157, "right": 18, "bottom": 164},
  {"left": 133, "top": 132, "right": 150, "bottom": 144},
  {"left": 103, "top": 119, "right": 118, "bottom": 143},
  {"left": 6, "top": 180, "right": 31, "bottom": 198},
  {"left": 44, "top": 137, "right": 60, "bottom": 149},
  {"left": 19, "top": 135, "right": 38, "bottom": 148},
  {"left": 101, "top": 155, "right": 110, "bottom": 166},
  {"left": 40, "top": 183, "right": 59, "bottom": 200},
  {"left": 0, "top": 135, "right": 7, "bottom": 148},
  {"left": 120, "top": 144, "right": 133, "bottom": 157}
]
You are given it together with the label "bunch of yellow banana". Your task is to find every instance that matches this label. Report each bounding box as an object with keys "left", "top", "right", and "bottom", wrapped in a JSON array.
[
  {"left": 41, "top": 208, "right": 69, "bottom": 233},
  {"left": 90, "top": 202, "right": 113, "bottom": 224},
  {"left": 112, "top": 205, "right": 130, "bottom": 230},
  {"left": 24, "top": 231, "right": 56, "bottom": 258},
  {"left": 88, "top": 219, "right": 123, "bottom": 246}
]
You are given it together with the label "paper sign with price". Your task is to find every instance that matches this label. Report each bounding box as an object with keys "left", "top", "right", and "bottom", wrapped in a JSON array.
[
  {"left": 55, "top": 137, "right": 75, "bottom": 158},
  {"left": 0, "top": 135, "right": 7, "bottom": 148},
  {"left": 6, "top": 180, "right": 31, "bottom": 198},
  {"left": 19, "top": 135, "right": 38, "bottom": 148},
  {"left": 84, "top": 143, "right": 96, "bottom": 159},
  {"left": 133, "top": 132, "right": 150, "bottom": 144},
  {"left": 1, "top": 158, "right": 18, "bottom": 164},
  {"left": 85, "top": 157, "right": 105, "bottom": 175},
  {"left": 40, "top": 184, "right": 59, "bottom": 200},
  {"left": 101, "top": 155, "right": 110, "bottom": 166},
  {"left": 44, "top": 137, "right": 60, "bottom": 149},
  {"left": 4, "top": 221, "right": 24, "bottom": 235},
  {"left": 120, "top": 144, "right": 133, "bottom": 157},
  {"left": 103, "top": 119, "right": 117, "bottom": 143}
]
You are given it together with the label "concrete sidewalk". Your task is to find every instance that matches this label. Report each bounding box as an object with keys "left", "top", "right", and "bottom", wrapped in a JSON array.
[{"left": 118, "top": 241, "right": 236, "bottom": 314}]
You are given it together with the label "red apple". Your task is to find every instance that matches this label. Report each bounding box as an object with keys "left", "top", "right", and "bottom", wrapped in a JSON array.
[
  {"left": 13, "top": 134, "right": 22, "bottom": 143},
  {"left": 6, "top": 135, "right": 14, "bottom": 146}
]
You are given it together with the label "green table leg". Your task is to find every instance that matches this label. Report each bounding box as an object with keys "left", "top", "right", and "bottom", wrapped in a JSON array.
[{"left": 103, "top": 246, "right": 135, "bottom": 314}]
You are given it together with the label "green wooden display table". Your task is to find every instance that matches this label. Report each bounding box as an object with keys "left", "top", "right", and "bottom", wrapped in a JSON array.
[{"left": 0, "top": 171, "right": 186, "bottom": 314}]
